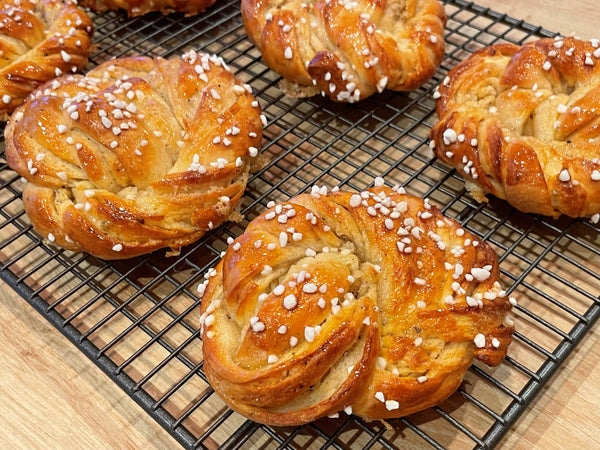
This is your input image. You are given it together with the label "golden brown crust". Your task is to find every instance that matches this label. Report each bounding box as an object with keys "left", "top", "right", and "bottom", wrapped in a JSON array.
[
  {"left": 78, "top": 0, "right": 215, "bottom": 16},
  {"left": 199, "top": 184, "right": 514, "bottom": 425},
  {"left": 0, "top": 0, "right": 93, "bottom": 121},
  {"left": 5, "top": 52, "right": 264, "bottom": 259},
  {"left": 242, "top": 0, "right": 446, "bottom": 102},
  {"left": 430, "top": 37, "right": 600, "bottom": 219}
]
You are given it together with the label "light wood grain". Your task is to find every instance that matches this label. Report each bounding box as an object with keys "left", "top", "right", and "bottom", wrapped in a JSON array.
[
  {"left": 473, "top": 0, "right": 598, "bottom": 39},
  {"left": 502, "top": 324, "right": 600, "bottom": 449},
  {"left": 1, "top": 1, "right": 600, "bottom": 449},
  {"left": 0, "top": 286, "right": 179, "bottom": 449}
]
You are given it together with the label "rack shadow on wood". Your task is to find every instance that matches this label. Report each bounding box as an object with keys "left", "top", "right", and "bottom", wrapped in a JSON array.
[{"left": 1, "top": 0, "right": 599, "bottom": 448}]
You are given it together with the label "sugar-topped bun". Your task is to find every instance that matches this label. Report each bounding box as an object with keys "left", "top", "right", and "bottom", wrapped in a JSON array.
[
  {"left": 5, "top": 51, "right": 264, "bottom": 259},
  {"left": 78, "top": 0, "right": 215, "bottom": 17},
  {"left": 0, "top": 0, "right": 93, "bottom": 121},
  {"left": 430, "top": 37, "right": 600, "bottom": 219},
  {"left": 242, "top": 0, "right": 446, "bottom": 102},
  {"left": 199, "top": 183, "right": 514, "bottom": 425}
]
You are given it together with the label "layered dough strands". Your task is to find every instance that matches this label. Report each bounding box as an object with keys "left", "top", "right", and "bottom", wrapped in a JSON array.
[
  {"left": 242, "top": 0, "right": 446, "bottom": 102},
  {"left": 431, "top": 37, "right": 600, "bottom": 219},
  {"left": 78, "top": 0, "right": 217, "bottom": 17},
  {"left": 0, "top": 0, "right": 93, "bottom": 120},
  {"left": 199, "top": 184, "right": 514, "bottom": 425},
  {"left": 5, "top": 52, "right": 264, "bottom": 259}
]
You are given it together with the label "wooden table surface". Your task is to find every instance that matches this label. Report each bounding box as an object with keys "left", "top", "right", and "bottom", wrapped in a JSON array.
[{"left": 1, "top": 1, "right": 599, "bottom": 448}]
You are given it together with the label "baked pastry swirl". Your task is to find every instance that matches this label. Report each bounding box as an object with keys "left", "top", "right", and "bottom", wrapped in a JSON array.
[
  {"left": 242, "top": 0, "right": 446, "bottom": 102},
  {"left": 0, "top": 0, "right": 93, "bottom": 121},
  {"left": 5, "top": 51, "right": 264, "bottom": 259},
  {"left": 78, "top": 0, "right": 216, "bottom": 17},
  {"left": 199, "top": 183, "right": 514, "bottom": 425},
  {"left": 430, "top": 37, "right": 600, "bottom": 219}
]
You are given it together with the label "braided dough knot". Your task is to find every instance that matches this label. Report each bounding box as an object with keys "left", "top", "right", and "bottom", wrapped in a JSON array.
[
  {"left": 200, "top": 185, "right": 514, "bottom": 425},
  {"left": 242, "top": 0, "right": 446, "bottom": 102},
  {"left": 5, "top": 52, "right": 263, "bottom": 259},
  {"left": 77, "top": 0, "right": 217, "bottom": 17},
  {"left": 0, "top": 0, "right": 93, "bottom": 120},
  {"left": 431, "top": 37, "right": 600, "bottom": 218}
]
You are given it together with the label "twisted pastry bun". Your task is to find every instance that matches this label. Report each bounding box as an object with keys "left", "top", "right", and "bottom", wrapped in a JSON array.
[
  {"left": 199, "top": 182, "right": 514, "bottom": 425},
  {"left": 78, "top": 0, "right": 216, "bottom": 17},
  {"left": 0, "top": 0, "right": 93, "bottom": 121},
  {"left": 242, "top": 0, "right": 446, "bottom": 103},
  {"left": 5, "top": 51, "right": 264, "bottom": 260},
  {"left": 430, "top": 37, "right": 600, "bottom": 219}
]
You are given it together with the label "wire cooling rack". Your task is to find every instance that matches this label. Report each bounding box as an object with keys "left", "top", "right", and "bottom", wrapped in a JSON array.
[{"left": 1, "top": 0, "right": 599, "bottom": 448}]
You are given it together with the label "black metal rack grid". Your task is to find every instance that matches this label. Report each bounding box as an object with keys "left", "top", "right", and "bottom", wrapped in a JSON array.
[{"left": 1, "top": 0, "right": 599, "bottom": 448}]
